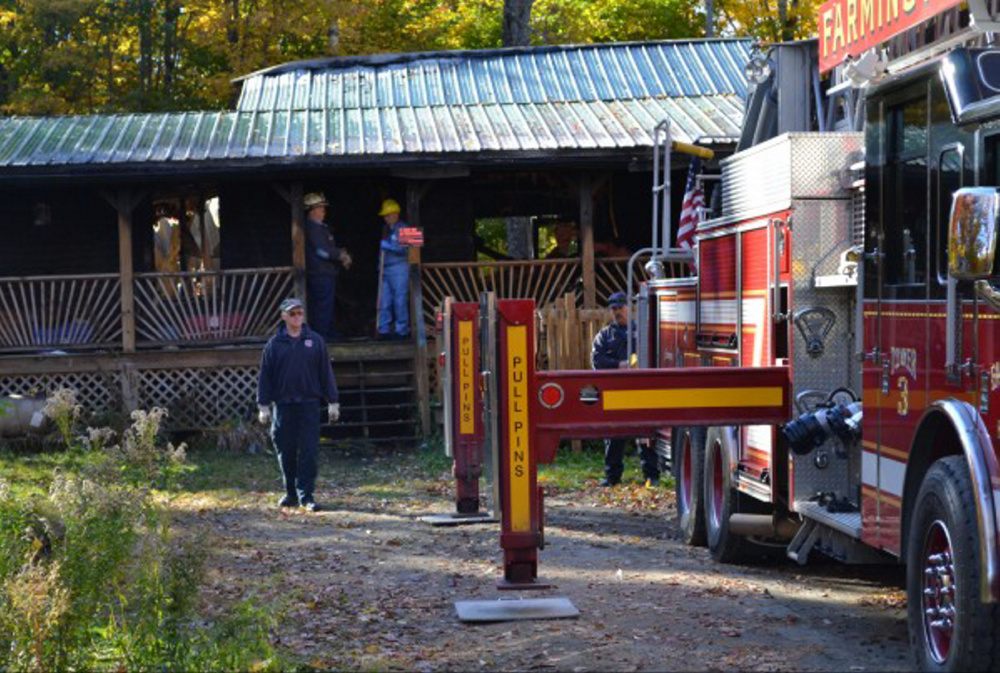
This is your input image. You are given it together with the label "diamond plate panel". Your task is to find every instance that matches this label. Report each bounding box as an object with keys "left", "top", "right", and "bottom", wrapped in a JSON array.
[
  {"left": 788, "top": 197, "right": 862, "bottom": 506},
  {"left": 721, "top": 133, "right": 863, "bottom": 223}
]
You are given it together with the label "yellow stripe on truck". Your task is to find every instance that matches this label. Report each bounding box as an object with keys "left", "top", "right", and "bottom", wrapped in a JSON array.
[
  {"left": 506, "top": 325, "right": 531, "bottom": 532},
  {"left": 603, "top": 387, "right": 783, "bottom": 411}
]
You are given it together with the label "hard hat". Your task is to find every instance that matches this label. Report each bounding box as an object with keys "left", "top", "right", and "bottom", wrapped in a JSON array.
[
  {"left": 607, "top": 292, "right": 627, "bottom": 308},
  {"left": 303, "top": 192, "right": 329, "bottom": 210},
  {"left": 378, "top": 198, "right": 401, "bottom": 216}
]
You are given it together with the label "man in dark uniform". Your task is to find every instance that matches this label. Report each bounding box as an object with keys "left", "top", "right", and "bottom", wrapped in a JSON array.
[
  {"left": 592, "top": 291, "right": 660, "bottom": 487},
  {"left": 257, "top": 298, "right": 340, "bottom": 511},
  {"left": 304, "top": 192, "right": 352, "bottom": 341}
]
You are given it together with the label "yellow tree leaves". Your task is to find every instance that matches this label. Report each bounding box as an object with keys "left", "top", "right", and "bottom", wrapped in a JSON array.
[
  {"left": 715, "top": 0, "right": 821, "bottom": 43},
  {"left": 0, "top": 0, "right": 774, "bottom": 115}
]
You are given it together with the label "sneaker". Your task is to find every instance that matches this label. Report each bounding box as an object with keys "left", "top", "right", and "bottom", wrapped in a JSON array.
[
  {"left": 645, "top": 478, "right": 661, "bottom": 488},
  {"left": 278, "top": 494, "right": 299, "bottom": 507},
  {"left": 301, "top": 500, "right": 320, "bottom": 512},
  {"left": 599, "top": 478, "right": 620, "bottom": 487}
]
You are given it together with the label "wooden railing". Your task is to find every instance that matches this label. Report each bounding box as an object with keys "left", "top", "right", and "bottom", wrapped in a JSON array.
[
  {"left": 0, "top": 274, "right": 122, "bottom": 351},
  {"left": 421, "top": 258, "right": 581, "bottom": 325},
  {"left": 422, "top": 255, "right": 694, "bottom": 326},
  {"left": 595, "top": 255, "right": 694, "bottom": 301},
  {"left": 133, "top": 267, "right": 294, "bottom": 345}
]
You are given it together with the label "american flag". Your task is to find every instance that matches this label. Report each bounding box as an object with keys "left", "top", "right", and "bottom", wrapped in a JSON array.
[{"left": 677, "top": 157, "right": 704, "bottom": 254}]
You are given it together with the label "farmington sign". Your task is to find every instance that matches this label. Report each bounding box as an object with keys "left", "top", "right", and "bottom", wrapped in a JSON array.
[{"left": 817, "top": 0, "right": 962, "bottom": 72}]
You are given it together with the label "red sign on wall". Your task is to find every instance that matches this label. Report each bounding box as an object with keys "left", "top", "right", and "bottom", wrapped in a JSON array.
[{"left": 817, "top": 0, "right": 963, "bottom": 73}]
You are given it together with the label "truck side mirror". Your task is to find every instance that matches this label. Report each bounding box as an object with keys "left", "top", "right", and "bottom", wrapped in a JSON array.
[{"left": 948, "top": 187, "right": 1000, "bottom": 280}]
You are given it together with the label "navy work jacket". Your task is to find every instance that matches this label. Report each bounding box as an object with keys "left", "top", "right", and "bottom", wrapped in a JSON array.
[
  {"left": 305, "top": 217, "right": 345, "bottom": 277},
  {"left": 591, "top": 321, "right": 632, "bottom": 370},
  {"left": 257, "top": 324, "right": 339, "bottom": 405}
]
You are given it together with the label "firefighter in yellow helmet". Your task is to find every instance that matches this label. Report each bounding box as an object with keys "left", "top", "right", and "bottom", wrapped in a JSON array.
[{"left": 376, "top": 198, "right": 410, "bottom": 340}]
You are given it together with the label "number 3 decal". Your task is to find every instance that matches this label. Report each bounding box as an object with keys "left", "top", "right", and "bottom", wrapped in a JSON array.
[{"left": 897, "top": 376, "right": 909, "bottom": 417}]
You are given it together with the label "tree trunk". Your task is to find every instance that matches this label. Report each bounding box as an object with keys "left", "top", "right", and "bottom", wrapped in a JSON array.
[
  {"left": 502, "top": 0, "right": 534, "bottom": 47},
  {"left": 162, "top": 0, "right": 181, "bottom": 99},
  {"left": 777, "top": 0, "right": 793, "bottom": 41},
  {"left": 137, "top": 0, "right": 153, "bottom": 102},
  {"left": 227, "top": 0, "right": 240, "bottom": 48}
]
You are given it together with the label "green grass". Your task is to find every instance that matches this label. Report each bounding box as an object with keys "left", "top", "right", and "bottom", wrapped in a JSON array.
[
  {"left": 0, "top": 446, "right": 101, "bottom": 497},
  {"left": 1, "top": 436, "right": 661, "bottom": 500},
  {"left": 538, "top": 442, "right": 607, "bottom": 490}
]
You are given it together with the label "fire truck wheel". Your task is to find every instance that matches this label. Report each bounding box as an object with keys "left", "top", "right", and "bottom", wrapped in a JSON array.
[
  {"left": 703, "top": 427, "right": 771, "bottom": 564},
  {"left": 674, "top": 426, "right": 707, "bottom": 547},
  {"left": 907, "top": 456, "right": 998, "bottom": 672}
]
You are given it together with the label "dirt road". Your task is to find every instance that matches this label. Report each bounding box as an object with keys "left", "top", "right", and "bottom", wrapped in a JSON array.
[{"left": 182, "top": 453, "right": 912, "bottom": 671}]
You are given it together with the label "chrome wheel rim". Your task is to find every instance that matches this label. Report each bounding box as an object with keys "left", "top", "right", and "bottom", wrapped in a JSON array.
[
  {"left": 708, "top": 441, "right": 723, "bottom": 530},
  {"left": 679, "top": 434, "right": 692, "bottom": 513},
  {"left": 921, "top": 519, "right": 956, "bottom": 665}
]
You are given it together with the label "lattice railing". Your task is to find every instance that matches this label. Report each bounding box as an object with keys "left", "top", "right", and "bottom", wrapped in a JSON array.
[
  {"left": 0, "top": 274, "right": 122, "bottom": 352},
  {"left": 136, "top": 366, "right": 259, "bottom": 429},
  {"left": 133, "top": 267, "right": 293, "bottom": 345},
  {"left": 421, "top": 259, "right": 580, "bottom": 326},
  {"left": 0, "top": 371, "right": 122, "bottom": 417}
]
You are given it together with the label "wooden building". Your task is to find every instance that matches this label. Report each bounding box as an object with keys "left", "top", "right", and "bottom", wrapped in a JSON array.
[{"left": 0, "top": 39, "right": 751, "bottom": 442}]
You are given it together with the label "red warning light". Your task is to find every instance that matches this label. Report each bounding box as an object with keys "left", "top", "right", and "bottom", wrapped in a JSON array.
[{"left": 538, "top": 383, "right": 564, "bottom": 409}]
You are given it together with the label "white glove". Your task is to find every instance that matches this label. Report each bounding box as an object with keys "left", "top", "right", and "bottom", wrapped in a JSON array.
[
  {"left": 328, "top": 403, "right": 340, "bottom": 423},
  {"left": 258, "top": 405, "right": 272, "bottom": 425},
  {"left": 339, "top": 250, "right": 353, "bottom": 269}
]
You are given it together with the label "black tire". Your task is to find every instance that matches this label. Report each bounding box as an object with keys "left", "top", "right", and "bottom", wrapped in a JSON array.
[
  {"left": 673, "top": 426, "right": 707, "bottom": 547},
  {"left": 703, "top": 426, "right": 774, "bottom": 564},
  {"left": 704, "top": 426, "right": 745, "bottom": 563},
  {"left": 907, "top": 456, "right": 1000, "bottom": 672}
]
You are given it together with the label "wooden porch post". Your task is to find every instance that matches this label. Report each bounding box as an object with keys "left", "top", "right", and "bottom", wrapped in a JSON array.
[
  {"left": 102, "top": 188, "right": 144, "bottom": 411},
  {"left": 270, "top": 182, "right": 307, "bottom": 299},
  {"left": 101, "top": 188, "right": 142, "bottom": 353},
  {"left": 579, "top": 174, "right": 596, "bottom": 308},
  {"left": 406, "top": 181, "right": 432, "bottom": 436},
  {"left": 290, "top": 182, "right": 306, "bottom": 300}
]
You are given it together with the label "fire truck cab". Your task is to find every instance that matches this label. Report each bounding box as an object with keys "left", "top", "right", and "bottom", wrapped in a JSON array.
[{"left": 647, "top": 44, "right": 1000, "bottom": 670}]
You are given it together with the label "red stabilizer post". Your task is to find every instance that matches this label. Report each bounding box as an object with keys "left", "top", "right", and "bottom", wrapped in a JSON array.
[
  {"left": 449, "top": 302, "right": 486, "bottom": 515},
  {"left": 495, "top": 299, "right": 549, "bottom": 589}
]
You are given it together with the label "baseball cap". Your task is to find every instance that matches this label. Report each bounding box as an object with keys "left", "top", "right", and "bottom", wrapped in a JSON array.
[
  {"left": 607, "top": 292, "right": 627, "bottom": 308},
  {"left": 280, "top": 298, "right": 305, "bottom": 313}
]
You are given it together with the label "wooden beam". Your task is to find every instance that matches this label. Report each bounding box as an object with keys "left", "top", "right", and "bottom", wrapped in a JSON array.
[
  {"left": 114, "top": 189, "right": 137, "bottom": 353},
  {"left": 406, "top": 180, "right": 432, "bottom": 436},
  {"left": 0, "top": 342, "right": 417, "bottom": 376},
  {"left": 579, "top": 174, "right": 596, "bottom": 309},
  {"left": 290, "top": 182, "right": 306, "bottom": 299}
]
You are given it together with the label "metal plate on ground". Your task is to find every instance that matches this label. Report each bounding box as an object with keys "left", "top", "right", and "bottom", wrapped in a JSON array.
[
  {"left": 420, "top": 512, "right": 497, "bottom": 526},
  {"left": 455, "top": 597, "right": 579, "bottom": 623}
]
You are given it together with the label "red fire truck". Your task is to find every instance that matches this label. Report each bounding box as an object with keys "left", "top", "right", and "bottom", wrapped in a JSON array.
[{"left": 647, "top": 26, "right": 1000, "bottom": 671}]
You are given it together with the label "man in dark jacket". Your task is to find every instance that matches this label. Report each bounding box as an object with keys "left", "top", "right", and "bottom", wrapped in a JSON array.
[
  {"left": 257, "top": 298, "right": 340, "bottom": 511},
  {"left": 592, "top": 292, "right": 660, "bottom": 487},
  {"left": 304, "top": 192, "right": 352, "bottom": 341}
]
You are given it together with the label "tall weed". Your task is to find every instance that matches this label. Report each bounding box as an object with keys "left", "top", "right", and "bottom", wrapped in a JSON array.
[{"left": 0, "top": 394, "right": 280, "bottom": 670}]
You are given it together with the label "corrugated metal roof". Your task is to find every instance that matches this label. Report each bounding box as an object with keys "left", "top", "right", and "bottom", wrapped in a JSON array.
[{"left": 0, "top": 39, "right": 750, "bottom": 171}]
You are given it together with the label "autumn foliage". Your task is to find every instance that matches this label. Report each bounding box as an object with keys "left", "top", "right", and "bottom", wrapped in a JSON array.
[{"left": 0, "top": 0, "right": 788, "bottom": 116}]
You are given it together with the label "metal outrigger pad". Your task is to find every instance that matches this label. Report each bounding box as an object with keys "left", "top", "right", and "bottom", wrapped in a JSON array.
[
  {"left": 455, "top": 597, "right": 579, "bottom": 623},
  {"left": 420, "top": 512, "right": 496, "bottom": 526}
]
